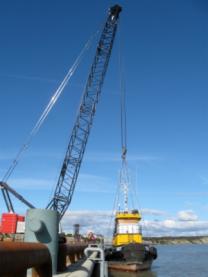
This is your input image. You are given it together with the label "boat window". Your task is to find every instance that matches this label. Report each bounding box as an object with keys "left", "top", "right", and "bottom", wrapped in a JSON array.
[{"left": 117, "top": 223, "right": 139, "bottom": 234}]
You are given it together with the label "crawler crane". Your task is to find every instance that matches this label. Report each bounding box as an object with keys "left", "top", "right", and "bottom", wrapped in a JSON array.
[{"left": 0, "top": 5, "right": 122, "bottom": 229}]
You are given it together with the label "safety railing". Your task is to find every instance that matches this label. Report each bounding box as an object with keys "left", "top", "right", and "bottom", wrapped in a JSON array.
[
  {"left": 68, "top": 244, "right": 108, "bottom": 277},
  {"left": 84, "top": 244, "right": 108, "bottom": 277}
]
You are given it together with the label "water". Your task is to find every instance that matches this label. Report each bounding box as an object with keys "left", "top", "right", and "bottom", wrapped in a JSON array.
[{"left": 109, "top": 244, "right": 208, "bottom": 277}]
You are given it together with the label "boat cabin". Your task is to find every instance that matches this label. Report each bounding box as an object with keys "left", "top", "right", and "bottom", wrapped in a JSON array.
[{"left": 112, "top": 209, "right": 143, "bottom": 247}]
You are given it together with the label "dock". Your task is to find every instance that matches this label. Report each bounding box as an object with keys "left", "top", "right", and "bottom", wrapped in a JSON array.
[{"left": 0, "top": 240, "right": 108, "bottom": 277}]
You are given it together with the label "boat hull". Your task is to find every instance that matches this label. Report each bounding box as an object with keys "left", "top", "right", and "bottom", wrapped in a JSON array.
[
  {"left": 108, "top": 259, "right": 153, "bottom": 272},
  {"left": 106, "top": 243, "right": 157, "bottom": 272}
]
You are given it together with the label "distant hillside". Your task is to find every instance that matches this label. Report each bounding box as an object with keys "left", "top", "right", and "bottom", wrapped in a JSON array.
[{"left": 144, "top": 236, "right": 208, "bottom": 244}]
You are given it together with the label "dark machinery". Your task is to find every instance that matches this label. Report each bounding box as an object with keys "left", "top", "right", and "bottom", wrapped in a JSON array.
[{"left": 1, "top": 4, "right": 122, "bottom": 222}]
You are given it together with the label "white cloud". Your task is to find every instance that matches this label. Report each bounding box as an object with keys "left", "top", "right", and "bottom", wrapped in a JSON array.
[
  {"left": 76, "top": 174, "right": 114, "bottom": 193},
  {"left": 61, "top": 209, "right": 208, "bottom": 238},
  {"left": 176, "top": 191, "right": 208, "bottom": 197},
  {"left": 0, "top": 150, "right": 160, "bottom": 163},
  {"left": 142, "top": 219, "right": 208, "bottom": 237},
  {"left": 0, "top": 152, "right": 16, "bottom": 161},
  {"left": 3, "top": 172, "right": 113, "bottom": 194},
  {"left": 9, "top": 178, "right": 53, "bottom": 190},
  {"left": 141, "top": 208, "right": 168, "bottom": 217},
  {"left": 0, "top": 73, "right": 58, "bottom": 83},
  {"left": 199, "top": 175, "right": 208, "bottom": 185},
  {"left": 62, "top": 210, "right": 113, "bottom": 236},
  {"left": 177, "top": 210, "right": 198, "bottom": 221},
  {"left": 85, "top": 152, "right": 161, "bottom": 163}
]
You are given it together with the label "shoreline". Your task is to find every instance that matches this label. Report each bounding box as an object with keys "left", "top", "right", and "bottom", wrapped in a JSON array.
[{"left": 144, "top": 235, "right": 208, "bottom": 245}]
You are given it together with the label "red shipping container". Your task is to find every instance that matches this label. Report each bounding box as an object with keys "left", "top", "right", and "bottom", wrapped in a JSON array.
[
  {"left": 2, "top": 213, "right": 18, "bottom": 220},
  {"left": 1, "top": 213, "right": 18, "bottom": 234},
  {"left": 17, "top": 215, "right": 25, "bottom": 222}
]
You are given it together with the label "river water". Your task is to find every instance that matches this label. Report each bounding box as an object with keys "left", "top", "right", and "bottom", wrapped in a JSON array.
[{"left": 109, "top": 244, "right": 208, "bottom": 277}]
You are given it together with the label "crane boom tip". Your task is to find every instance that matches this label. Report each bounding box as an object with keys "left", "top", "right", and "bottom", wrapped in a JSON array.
[{"left": 110, "top": 4, "right": 122, "bottom": 18}]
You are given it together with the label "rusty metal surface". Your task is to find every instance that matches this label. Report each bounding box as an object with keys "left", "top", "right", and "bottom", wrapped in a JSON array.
[
  {"left": 57, "top": 243, "right": 87, "bottom": 272},
  {"left": 60, "top": 242, "right": 87, "bottom": 253},
  {"left": 0, "top": 241, "right": 52, "bottom": 277}
]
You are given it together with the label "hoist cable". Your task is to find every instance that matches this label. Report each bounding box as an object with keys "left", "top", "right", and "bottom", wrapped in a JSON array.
[
  {"left": 2, "top": 31, "right": 98, "bottom": 183},
  {"left": 118, "top": 25, "right": 130, "bottom": 211},
  {"left": 118, "top": 27, "right": 127, "bottom": 160}
]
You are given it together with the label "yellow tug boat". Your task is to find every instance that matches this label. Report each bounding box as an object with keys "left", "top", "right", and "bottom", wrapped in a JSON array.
[
  {"left": 105, "top": 57, "right": 157, "bottom": 272},
  {"left": 106, "top": 209, "right": 157, "bottom": 272},
  {"left": 113, "top": 210, "right": 142, "bottom": 246}
]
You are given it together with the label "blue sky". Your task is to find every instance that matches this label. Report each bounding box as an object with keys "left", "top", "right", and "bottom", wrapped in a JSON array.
[{"left": 1, "top": 0, "right": 208, "bottom": 236}]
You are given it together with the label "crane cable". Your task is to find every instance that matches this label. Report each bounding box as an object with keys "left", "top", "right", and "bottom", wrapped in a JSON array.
[
  {"left": 107, "top": 26, "right": 129, "bottom": 235},
  {"left": 2, "top": 31, "right": 99, "bottom": 183},
  {"left": 118, "top": 27, "right": 130, "bottom": 212},
  {"left": 119, "top": 58, "right": 127, "bottom": 161}
]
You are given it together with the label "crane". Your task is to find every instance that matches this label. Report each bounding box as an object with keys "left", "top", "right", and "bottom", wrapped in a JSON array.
[
  {"left": 46, "top": 4, "right": 122, "bottom": 220},
  {"left": 0, "top": 181, "right": 35, "bottom": 212},
  {"left": 1, "top": 4, "right": 122, "bottom": 223}
]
